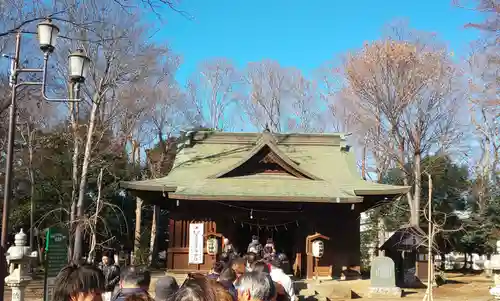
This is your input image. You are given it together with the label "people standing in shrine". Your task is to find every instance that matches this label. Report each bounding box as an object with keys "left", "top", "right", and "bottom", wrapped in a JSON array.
[
  {"left": 99, "top": 251, "right": 121, "bottom": 301},
  {"left": 111, "top": 266, "right": 152, "bottom": 301},
  {"left": 247, "top": 235, "right": 263, "bottom": 255},
  {"left": 223, "top": 238, "right": 238, "bottom": 256},
  {"left": 245, "top": 252, "right": 259, "bottom": 272},
  {"left": 269, "top": 259, "right": 295, "bottom": 301},
  {"left": 219, "top": 267, "right": 238, "bottom": 300},
  {"left": 154, "top": 276, "right": 179, "bottom": 301},
  {"left": 263, "top": 246, "right": 275, "bottom": 262},
  {"left": 207, "top": 261, "right": 225, "bottom": 280},
  {"left": 265, "top": 238, "right": 275, "bottom": 252},
  {"left": 52, "top": 263, "right": 105, "bottom": 301},
  {"left": 231, "top": 257, "right": 247, "bottom": 281}
]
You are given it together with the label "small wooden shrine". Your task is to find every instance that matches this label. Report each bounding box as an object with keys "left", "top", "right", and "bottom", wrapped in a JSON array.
[
  {"left": 380, "top": 225, "right": 430, "bottom": 287},
  {"left": 121, "top": 130, "right": 410, "bottom": 278}
]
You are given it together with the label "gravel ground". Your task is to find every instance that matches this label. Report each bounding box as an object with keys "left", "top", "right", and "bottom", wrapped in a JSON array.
[{"left": 3, "top": 272, "right": 494, "bottom": 300}]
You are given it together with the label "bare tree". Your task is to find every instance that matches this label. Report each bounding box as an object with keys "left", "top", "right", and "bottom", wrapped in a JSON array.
[
  {"left": 16, "top": 90, "right": 55, "bottom": 248},
  {"left": 243, "top": 60, "right": 290, "bottom": 132},
  {"left": 287, "top": 69, "right": 323, "bottom": 132},
  {"left": 331, "top": 24, "right": 463, "bottom": 225},
  {"left": 244, "top": 60, "right": 325, "bottom": 133},
  {"left": 136, "top": 78, "right": 188, "bottom": 265},
  {"left": 466, "top": 42, "right": 499, "bottom": 223},
  {"left": 0, "top": 0, "right": 189, "bottom": 40},
  {"left": 187, "top": 58, "right": 242, "bottom": 130},
  {"left": 454, "top": 0, "right": 499, "bottom": 33},
  {"left": 58, "top": 7, "right": 171, "bottom": 260}
]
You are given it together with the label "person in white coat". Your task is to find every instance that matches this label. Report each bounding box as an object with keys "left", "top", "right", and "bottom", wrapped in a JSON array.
[{"left": 269, "top": 259, "right": 296, "bottom": 301}]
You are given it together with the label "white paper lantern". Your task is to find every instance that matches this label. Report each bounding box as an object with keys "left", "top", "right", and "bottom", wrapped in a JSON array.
[
  {"left": 312, "top": 240, "right": 324, "bottom": 258},
  {"left": 206, "top": 237, "right": 219, "bottom": 255}
]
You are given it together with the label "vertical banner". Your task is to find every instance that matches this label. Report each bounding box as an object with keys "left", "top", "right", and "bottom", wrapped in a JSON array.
[{"left": 188, "top": 223, "right": 204, "bottom": 264}]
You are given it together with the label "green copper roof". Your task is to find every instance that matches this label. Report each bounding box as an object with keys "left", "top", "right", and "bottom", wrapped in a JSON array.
[{"left": 121, "top": 131, "right": 410, "bottom": 203}]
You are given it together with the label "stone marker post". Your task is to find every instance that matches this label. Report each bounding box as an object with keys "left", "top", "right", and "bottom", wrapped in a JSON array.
[
  {"left": 489, "top": 241, "right": 500, "bottom": 299},
  {"left": 5, "top": 229, "right": 38, "bottom": 301},
  {"left": 368, "top": 255, "right": 402, "bottom": 298}
]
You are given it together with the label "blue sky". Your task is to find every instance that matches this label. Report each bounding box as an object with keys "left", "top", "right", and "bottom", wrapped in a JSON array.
[{"left": 153, "top": 0, "right": 483, "bottom": 85}]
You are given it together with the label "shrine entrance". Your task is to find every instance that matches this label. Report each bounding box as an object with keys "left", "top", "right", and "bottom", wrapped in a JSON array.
[{"left": 230, "top": 220, "right": 299, "bottom": 265}]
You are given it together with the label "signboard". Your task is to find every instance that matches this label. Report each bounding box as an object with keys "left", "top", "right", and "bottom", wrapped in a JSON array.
[
  {"left": 188, "top": 223, "right": 204, "bottom": 264},
  {"left": 43, "top": 227, "right": 69, "bottom": 301},
  {"left": 45, "top": 228, "right": 69, "bottom": 277}
]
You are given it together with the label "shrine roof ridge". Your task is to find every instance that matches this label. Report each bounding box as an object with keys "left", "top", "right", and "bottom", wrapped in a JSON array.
[{"left": 187, "top": 131, "right": 347, "bottom": 146}]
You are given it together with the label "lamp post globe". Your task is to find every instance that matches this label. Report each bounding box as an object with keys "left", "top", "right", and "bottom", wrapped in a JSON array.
[
  {"left": 68, "top": 49, "right": 90, "bottom": 83},
  {"left": 37, "top": 18, "right": 59, "bottom": 53}
]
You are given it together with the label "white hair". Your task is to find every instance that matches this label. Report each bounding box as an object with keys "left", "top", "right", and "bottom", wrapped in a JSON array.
[{"left": 236, "top": 272, "right": 273, "bottom": 301}]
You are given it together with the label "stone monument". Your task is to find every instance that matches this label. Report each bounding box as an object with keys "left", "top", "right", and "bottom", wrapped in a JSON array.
[
  {"left": 5, "top": 229, "right": 38, "bottom": 301},
  {"left": 368, "top": 255, "right": 402, "bottom": 298},
  {"left": 489, "top": 241, "right": 500, "bottom": 299}
]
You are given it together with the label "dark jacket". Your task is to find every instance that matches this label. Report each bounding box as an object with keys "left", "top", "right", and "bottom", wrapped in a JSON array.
[
  {"left": 111, "top": 288, "right": 152, "bottom": 301},
  {"left": 219, "top": 280, "right": 237, "bottom": 301},
  {"left": 98, "top": 263, "right": 120, "bottom": 292}
]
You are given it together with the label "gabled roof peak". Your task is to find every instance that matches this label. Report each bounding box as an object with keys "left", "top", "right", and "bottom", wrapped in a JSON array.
[
  {"left": 256, "top": 130, "right": 278, "bottom": 146},
  {"left": 208, "top": 136, "right": 322, "bottom": 180}
]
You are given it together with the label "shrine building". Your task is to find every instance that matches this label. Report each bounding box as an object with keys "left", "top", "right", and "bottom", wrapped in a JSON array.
[{"left": 121, "top": 130, "right": 410, "bottom": 279}]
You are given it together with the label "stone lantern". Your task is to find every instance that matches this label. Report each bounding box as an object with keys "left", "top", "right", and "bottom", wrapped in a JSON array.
[
  {"left": 5, "top": 229, "right": 38, "bottom": 301},
  {"left": 489, "top": 240, "right": 500, "bottom": 299}
]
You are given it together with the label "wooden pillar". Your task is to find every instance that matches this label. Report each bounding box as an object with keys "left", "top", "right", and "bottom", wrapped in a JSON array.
[
  {"left": 149, "top": 204, "right": 160, "bottom": 266},
  {"left": 132, "top": 197, "right": 143, "bottom": 265}
]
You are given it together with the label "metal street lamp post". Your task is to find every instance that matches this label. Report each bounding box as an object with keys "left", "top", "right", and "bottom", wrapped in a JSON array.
[{"left": 0, "top": 18, "right": 90, "bottom": 298}]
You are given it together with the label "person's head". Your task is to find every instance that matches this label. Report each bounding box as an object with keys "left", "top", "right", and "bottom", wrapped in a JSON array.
[
  {"left": 102, "top": 251, "right": 111, "bottom": 265},
  {"left": 236, "top": 272, "right": 274, "bottom": 301},
  {"left": 210, "top": 280, "right": 235, "bottom": 301},
  {"left": 52, "top": 262, "right": 105, "bottom": 301},
  {"left": 251, "top": 235, "right": 259, "bottom": 242},
  {"left": 231, "top": 258, "right": 246, "bottom": 279},
  {"left": 210, "top": 261, "right": 223, "bottom": 274},
  {"left": 223, "top": 238, "right": 230, "bottom": 245},
  {"left": 277, "top": 253, "right": 287, "bottom": 262},
  {"left": 246, "top": 253, "right": 258, "bottom": 266},
  {"left": 218, "top": 268, "right": 237, "bottom": 284},
  {"left": 263, "top": 246, "right": 273, "bottom": 254},
  {"left": 220, "top": 252, "right": 230, "bottom": 263},
  {"left": 120, "top": 266, "right": 151, "bottom": 291},
  {"left": 174, "top": 273, "right": 216, "bottom": 301},
  {"left": 155, "top": 276, "right": 179, "bottom": 301},
  {"left": 252, "top": 261, "right": 270, "bottom": 274},
  {"left": 124, "top": 293, "right": 155, "bottom": 301},
  {"left": 270, "top": 259, "right": 282, "bottom": 270},
  {"left": 266, "top": 238, "right": 273, "bottom": 245}
]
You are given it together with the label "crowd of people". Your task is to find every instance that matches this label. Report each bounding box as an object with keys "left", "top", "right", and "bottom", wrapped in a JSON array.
[{"left": 52, "top": 237, "right": 296, "bottom": 301}]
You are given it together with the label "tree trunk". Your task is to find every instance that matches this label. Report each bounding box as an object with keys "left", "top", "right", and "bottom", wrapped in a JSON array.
[
  {"left": 149, "top": 205, "right": 159, "bottom": 267},
  {"left": 69, "top": 83, "right": 80, "bottom": 260},
  {"left": 133, "top": 197, "right": 143, "bottom": 265},
  {"left": 73, "top": 94, "right": 99, "bottom": 261},
  {"left": 412, "top": 151, "right": 422, "bottom": 226},
  {"left": 398, "top": 138, "right": 416, "bottom": 224},
  {"left": 28, "top": 127, "right": 35, "bottom": 250},
  {"left": 87, "top": 169, "right": 103, "bottom": 264}
]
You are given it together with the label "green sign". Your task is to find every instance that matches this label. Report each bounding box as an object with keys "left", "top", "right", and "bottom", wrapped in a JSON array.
[{"left": 45, "top": 227, "right": 69, "bottom": 278}]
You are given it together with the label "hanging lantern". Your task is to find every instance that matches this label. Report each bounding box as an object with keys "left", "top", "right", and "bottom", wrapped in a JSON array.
[
  {"left": 206, "top": 237, "right": 219, "bottom": 255},
  {"left": 312, "top": 240, "right": 324, "bottom": 258}
]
